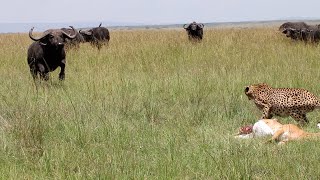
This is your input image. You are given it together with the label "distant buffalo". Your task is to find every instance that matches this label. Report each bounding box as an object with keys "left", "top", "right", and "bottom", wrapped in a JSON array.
[
  {"left": 281, "top": 28, "right": 302, "bottom": 40},
  {"left": 79, "top": 23, "right": 110, "bottom": 50},
  {"left": 27, "top": 26, "right": 76, "bottom": 81},
  {"left": 303, "top": 29, "right": 320, "bottom": 43},
  {"left": 302, "top": 24, "right": 320, "bottom": 43},
  {"left": 61, "top": 27, "right": 85, "bottom": 49},
  {"left": 183, "top": 22, "right": 204, "bottom": 41},
  {"left": 279, "top": 22, "right": 309, "bottom": 32},
  {"left": 280, "top": 22, "right": 320, "bottom": 43},
  {"left": 282, "top": 28, "right": 316, "bottom": 42},
  {"left": 279, "top": 22, "right": 309, "bottom": 40}
]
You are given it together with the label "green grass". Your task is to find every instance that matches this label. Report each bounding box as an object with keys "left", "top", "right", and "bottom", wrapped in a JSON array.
[{"left": 1, "top": 28, "right": 320, "bottom": 179}]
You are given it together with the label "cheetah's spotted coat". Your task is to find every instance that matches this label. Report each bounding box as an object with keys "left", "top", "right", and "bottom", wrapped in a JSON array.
[{"left": 245, "top": 83, "right": 320, "bottom": 125}]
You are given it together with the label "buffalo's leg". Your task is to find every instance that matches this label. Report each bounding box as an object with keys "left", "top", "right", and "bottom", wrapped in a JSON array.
[
  {"left": 29, "top": 64, "right": 38, "bottom": 80},
  {"left": 37, "top": 63, "right": 49, "bottom": 81},
  {"left": 92, "top": 41, "right": 102, "bottom": 50},
  {"left": 96, "top": 42, "right": 102, "bottom": 50},
  {"left": 40, "top": 72, "right": 49, "bottom": 81},
  {"left": 59, "top": 59, "right": 66, "bottom": 80}
]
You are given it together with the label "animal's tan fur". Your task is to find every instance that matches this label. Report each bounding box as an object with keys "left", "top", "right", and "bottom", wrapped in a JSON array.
[{"left": 262, "top": 119, "right": 320, "bottom": 144}]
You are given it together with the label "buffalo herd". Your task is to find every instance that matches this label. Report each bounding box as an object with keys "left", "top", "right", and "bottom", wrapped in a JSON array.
[
  {"left": 27, "top": 23, "right": 110, "bottom": 81},
  {"left": 28, "top": 21, "right": 318, "bottom": 81},
  {"left": 60, "top": 23, "right": 110, "bottom": 49},
  {"left": 27, "top": 26, "right": 77, "bottom": 81},
  {"left": 279, "top": 21, "right": 320, "bottom": 43},
  {"left": 27, "top": 22, "right": 204, "bottom": 81}
]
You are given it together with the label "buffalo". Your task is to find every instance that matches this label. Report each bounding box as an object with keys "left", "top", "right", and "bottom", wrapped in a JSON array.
[
  {"left": 281, "top": 28, "right": 303, "bottom": 40},
  {"left": 280, "top": 22, "right": 320, "bottom": 43},
  {"left": 301, "top": 25, "right": 320, "bottom": 43},
  {"left": 279, "top": 22, "right": 307, "bottom": 40},
  {"left": 27, "top": 26, "right": 76, "bottom": 81},
  {"left": 279, "top": 22, "right": 309, "bottom": 32},
  {"left": 61, "top": 27, "right": 85, "bottom": 49},
  {"left": 303, "top": 29, "right": 320, "bottom": 43},
  {"left": 79, "top": 23, "right": 110, "bottom": 50},
  {"left": 183, "top": 22, "right": 204, "bottom": 41},
  {"left": 279, "top": 22, "right": 309, "bottom": 40},
  {"left": 286, "top": 28, "right": 316, "bottom": 42}
]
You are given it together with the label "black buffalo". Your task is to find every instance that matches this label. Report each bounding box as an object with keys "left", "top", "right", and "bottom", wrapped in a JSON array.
[
  {"left": 285, "top": 28, "right": 315, "bottom": 42},
  {"left": 302, "top": 29, "right": 320, "bottom": 43},
  {"left": 281, "top": 28, "right": 302, "bottom": 40},
  {"left": 79, "top": 23, "right": 110, "bottom": 50},
  {"left": 279, "top": 22, "right": 309, "bottom": 40},
  {"left": 279, "top": 22, "right": 309, "bottom": 32},
  {"left": 183, "top": 22, "right": 204, "bottom": 41},
  {"left": 280, "top": 22, "right": 320, "bottom": 42},
  {"left": 27, "top": 26, "right": 76, "bottom": 81},
  {"left": 301, "top": 25, "right": 320, "bottom": 43},
  {"left": 61, "top": 27, "right": 85, "bottom": 49}
]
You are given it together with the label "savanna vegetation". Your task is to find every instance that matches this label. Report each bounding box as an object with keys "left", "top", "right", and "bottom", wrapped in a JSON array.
[{"left": 1, "top": 27, "right": 320, "bottom": 179}]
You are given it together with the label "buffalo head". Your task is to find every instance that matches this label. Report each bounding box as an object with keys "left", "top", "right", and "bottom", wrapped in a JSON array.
[
  {"left": 29, "top": 26, "right": 77, "bottom": 48},
  {"left": 79, "top": 29, "right": 94, "bottom": 42},
  {"left": 282, "top": 27, "right": 311, "bottom": 41},
  {"left": 183, "top": 22, "right": 204, "bottom": 31},
  {"left": 183, "top": 22, "right": 204, "bottom": 41},
  {"left": 282, "top": 28, "right": 300, "bottom": 39}
]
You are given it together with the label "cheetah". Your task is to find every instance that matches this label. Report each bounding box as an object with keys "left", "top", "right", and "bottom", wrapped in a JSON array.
[{"left": 244, "top": 83, "right": 320, "bottom": 126}]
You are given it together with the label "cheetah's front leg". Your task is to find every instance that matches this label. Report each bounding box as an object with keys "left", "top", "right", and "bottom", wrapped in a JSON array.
[{"left": 262, "top": 105, "right": 272, "bottom": 119}]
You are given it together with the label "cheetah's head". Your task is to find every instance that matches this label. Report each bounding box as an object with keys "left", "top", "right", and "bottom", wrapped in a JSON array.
[{"left": 244, "top": 83, "right": 270, "bottom": 100}]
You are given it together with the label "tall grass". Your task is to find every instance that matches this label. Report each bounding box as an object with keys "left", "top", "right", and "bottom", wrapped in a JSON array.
[{"left": 0, "top": 27, "right": 320, "bottom": 179}]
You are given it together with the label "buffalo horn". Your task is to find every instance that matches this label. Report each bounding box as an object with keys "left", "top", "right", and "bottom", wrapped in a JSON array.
[
  {"left": 198, "top": 23, "right": 204, "bottom": 28},
  {"left": 62, "top": 26, "right": 77, "bottom": 39},
  {"left": 29, "top": 27, "right": 49, "bottom": 42}
]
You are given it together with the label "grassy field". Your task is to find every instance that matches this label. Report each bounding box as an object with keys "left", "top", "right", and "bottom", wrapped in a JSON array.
[{"left": 1, "top": 27, "right": 320, "bottom": 179}]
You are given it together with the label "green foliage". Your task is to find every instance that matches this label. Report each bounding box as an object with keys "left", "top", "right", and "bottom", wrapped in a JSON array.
[{"left": 0, "top": 28, "right": 320, "bottom": 179}]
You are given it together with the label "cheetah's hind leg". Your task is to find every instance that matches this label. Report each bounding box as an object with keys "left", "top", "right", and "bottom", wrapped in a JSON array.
[{"left": 289, "top": 112, "right": 309, "bottom": 126}]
